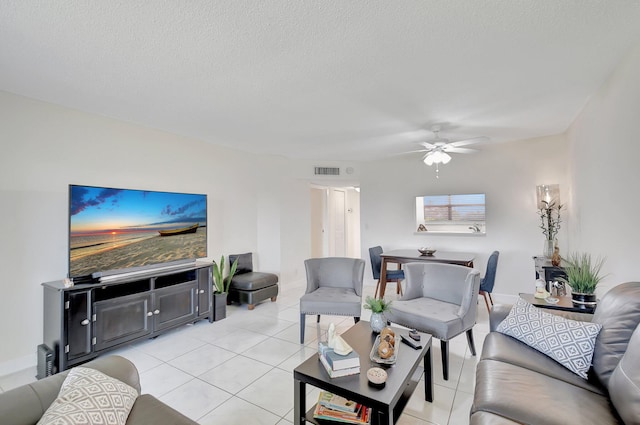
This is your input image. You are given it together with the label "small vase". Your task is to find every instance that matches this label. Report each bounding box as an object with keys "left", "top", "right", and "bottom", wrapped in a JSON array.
[
  {"left": 543, "top": 239, "right": 554, "bottom": 258},
  {"left": 370, "top": 313, "right": 385, "bottom": 333}
]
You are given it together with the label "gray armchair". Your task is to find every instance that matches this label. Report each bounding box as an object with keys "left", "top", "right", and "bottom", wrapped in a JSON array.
[
  {"left": 385, "top": 262, "right": 481, "bottom": 380},
  {"left": 300, "top": 257, "right": 365, "bottom": 343}
]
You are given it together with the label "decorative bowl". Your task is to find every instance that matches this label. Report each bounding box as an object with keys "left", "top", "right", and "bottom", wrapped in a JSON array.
[
  {"left": 367, "top": 367, "right": 388, "bottom": 387},
  {"left": 370, "top": 335, "right": 399, "bottom": 364},
  {"left": 418, "top": 247, "right": 436, "bottom": 256}
]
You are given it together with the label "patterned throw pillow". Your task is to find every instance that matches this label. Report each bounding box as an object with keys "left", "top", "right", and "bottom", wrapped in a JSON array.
[
  {"left": 38, "top": 367, "right": 138, "bottom": 425},
  {"left": 496, "top": 298, "right": 602, "bottom": 379}
]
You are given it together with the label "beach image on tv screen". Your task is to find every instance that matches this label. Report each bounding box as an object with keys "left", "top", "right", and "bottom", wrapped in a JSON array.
[{"left": 69, "top": 185, "right": 207, "bottom": 277}]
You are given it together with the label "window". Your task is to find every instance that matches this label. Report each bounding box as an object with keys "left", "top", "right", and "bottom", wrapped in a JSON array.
[{"left": 416, "top": 194, "right": 486, "bottom": 234}]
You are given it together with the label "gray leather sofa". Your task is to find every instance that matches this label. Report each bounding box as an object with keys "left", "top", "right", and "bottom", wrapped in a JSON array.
[
  {"left": 0, "top": 355, "right": 197, "bottom": 425},
  {"left": 471, "top": 282, "right": 640, "bottom": 425}
]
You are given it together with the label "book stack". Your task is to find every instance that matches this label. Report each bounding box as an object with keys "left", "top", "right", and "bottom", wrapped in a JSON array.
[
  {"left": 318, "top": 342, "right": 360, "bottom": 378},
  {"left": 313, "top": 391, "right": 371, "bottom": 424}
]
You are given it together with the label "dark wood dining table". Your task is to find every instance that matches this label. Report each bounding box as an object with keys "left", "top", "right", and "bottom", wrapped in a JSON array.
[{"left": 378, "top": 249, "right": 476, "bottom": 298}]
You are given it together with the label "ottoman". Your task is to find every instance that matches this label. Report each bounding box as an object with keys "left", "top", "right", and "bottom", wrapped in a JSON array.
[{"left": 229, "top": 253, "right": 279, "bottom": 310}]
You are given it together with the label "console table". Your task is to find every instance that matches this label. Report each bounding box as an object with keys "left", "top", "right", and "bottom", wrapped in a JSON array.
[
  {"left": 41, "top": 263, "right": 213, "bottom": 374},
  {"left": 519, "top": 293, "right": 596, "bottom": 314}
]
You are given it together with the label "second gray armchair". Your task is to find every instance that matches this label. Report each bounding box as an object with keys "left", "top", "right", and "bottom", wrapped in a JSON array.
[
  {"left": 385, "top": 262, "right": 481, "bottom": 380},
  {"left": 300, "top": 257, "right": 365, "bottom": 343}
]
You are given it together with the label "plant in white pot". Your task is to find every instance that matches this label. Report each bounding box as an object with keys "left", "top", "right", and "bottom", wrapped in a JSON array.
[
  {"left": 212, "top": 255, "right": 238, "bottom": 321},
  {"left": 558, "top": 252, "right": 606, "bottom": 307},
  {"left": 363, "top": 296, "right": 392, "bottom": 333}
]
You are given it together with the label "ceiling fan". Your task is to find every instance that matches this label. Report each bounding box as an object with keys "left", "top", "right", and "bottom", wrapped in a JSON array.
[{"left": 410, "top": 125, "right": 488, "bottom": 178}]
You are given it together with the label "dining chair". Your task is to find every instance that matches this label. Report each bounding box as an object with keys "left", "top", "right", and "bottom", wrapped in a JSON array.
[
  {"left": 479, "top": 251, "right": 500, "bottom": 313},
  {"left": 299, "top": 257, "right": 365, "bottom": 343},
  {"left": 385, "top": 262, "right": 481, "bottom": 380},
  {"left": 369, "top": 246, "right": 404, "bottom": 298}
]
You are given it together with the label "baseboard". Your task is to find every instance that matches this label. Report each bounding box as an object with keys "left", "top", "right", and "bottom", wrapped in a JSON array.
[{"left": 0, "top": 353, "right": 35, "bottom": 377}]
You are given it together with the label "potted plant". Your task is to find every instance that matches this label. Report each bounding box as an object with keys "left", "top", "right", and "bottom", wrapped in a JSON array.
[
  {"left": 212, "top": 255, "right": 238, "bottom": 321},
  {"left": 558, "top": 252, "right": 606, "bottom": 307},
  {"left": 363, "top": 296, "right": 392, "bottom": 333}
]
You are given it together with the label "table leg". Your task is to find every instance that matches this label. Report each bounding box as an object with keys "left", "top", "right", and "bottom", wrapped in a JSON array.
[
  {"left": 424, "top": 344, "right": 434, "bottom": 402},
  {"left": 375, "top": 407, "right": 394, "bottom": 425},
  {"left": 294, "top": 378, "right": 305, "bottom": 425},
  {"left": 379, "top": 258, "right": 389, "bottom": 299}
]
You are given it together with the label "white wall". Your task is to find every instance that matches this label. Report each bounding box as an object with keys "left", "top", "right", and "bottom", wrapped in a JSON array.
[
  {"left": 0, "top": 91, "right": 315, "bottom": 372},
  {"left": 359, "top": 134, "right": 570, "bottom": 297},
  {"left": 567, "top": 42, "right": 640, "bottom": 295}
]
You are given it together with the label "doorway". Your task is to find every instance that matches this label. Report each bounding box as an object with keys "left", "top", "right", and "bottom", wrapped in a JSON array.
[{"left": 310, "top": 186, "right": 360, "bottom": 258}]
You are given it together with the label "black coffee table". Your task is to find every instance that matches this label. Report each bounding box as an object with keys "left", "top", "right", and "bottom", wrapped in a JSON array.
[{"left": 293, "top": 321, "right": 433, "bottom": 425}]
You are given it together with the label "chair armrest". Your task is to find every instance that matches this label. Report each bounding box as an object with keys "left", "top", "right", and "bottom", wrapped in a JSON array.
[
  {"left": 489, "top": 304, "right": 512, "bottom": 331},
  {"left": 127, "top": 394, "right": 198, "bottom": 424}
]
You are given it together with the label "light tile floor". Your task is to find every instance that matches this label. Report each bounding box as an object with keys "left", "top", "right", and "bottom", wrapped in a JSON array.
[{"left": 0, "top": 281, "right": 490, "bottom": 424}]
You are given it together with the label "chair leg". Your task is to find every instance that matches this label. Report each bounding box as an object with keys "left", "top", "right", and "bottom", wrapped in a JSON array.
[
  {"left": 441, "top": 340, "right": 449, "bottom": 381},
  {"left": 374, "top": 279, "right": 380, "bottom": 299},
  {"left": 354, "top": 317, "right": 360, "bottom": 324},
  {"left": 300, "top": 314, "right": 306, "bottom": 344},
  {"left": 481, "top": 291, "right": 491, "bottom": 313},
  {"left": 317, "top": 315, "right": 320, "bottom": 323},
  {"left": 466, "top": 329, "right": 477, "bottom": 356},
  {"left": 488, "top": 292, "right": 494, "bottom": 305},
  {"left": 397, "top": 280, "right": 403, "bottom": 297}
]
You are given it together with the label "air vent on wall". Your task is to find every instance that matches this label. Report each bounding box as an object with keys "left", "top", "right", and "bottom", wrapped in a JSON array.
[{"left": 314, "top": 167, "right": 340, "bottom": 176}]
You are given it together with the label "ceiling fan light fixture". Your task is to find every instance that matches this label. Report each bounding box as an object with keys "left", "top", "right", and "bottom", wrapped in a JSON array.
[
  {"left": 423, "top": 154, "right": 435, "bottom": 166},
  {"left": 425, "top": 150, "right": 451, "bottom": 165}
]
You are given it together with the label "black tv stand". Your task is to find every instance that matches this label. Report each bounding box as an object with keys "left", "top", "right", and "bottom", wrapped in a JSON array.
[{"left": 41, "top": 262, "right": 213, "bottom": 373}]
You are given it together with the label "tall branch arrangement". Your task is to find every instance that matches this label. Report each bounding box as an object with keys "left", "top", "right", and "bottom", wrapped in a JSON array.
[{"left": 539, "top": 201, "right": 562, "bottom": 241}]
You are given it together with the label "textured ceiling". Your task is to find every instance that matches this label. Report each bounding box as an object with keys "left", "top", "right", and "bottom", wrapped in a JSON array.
[{"left": 2, "top": 1, "right": 640, "bottom": 161}]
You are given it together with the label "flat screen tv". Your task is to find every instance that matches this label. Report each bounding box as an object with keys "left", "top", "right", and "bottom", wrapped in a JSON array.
[{"left": 69, "top": 184, "right": 207, "bottom": 279}]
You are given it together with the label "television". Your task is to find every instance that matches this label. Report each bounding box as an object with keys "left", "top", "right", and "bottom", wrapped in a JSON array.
[{"left": 69, "top": 184, "right": 207, "bottom": 279}]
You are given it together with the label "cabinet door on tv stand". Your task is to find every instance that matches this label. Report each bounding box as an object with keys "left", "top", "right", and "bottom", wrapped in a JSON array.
[
  {"left": 65, "top": 290, "right": 93, "bottom": 363},
  {"left": 154, "top": 282, "right": 198, "bottom": 332},
  {"left": 93, "top": 293, "right": 153, "bottom": 352},
  {"left": 197, "top": 267, "right": 212, "bottom": 321}
]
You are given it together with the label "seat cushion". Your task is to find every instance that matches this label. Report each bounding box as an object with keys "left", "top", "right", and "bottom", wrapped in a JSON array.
[
  {"left": 300, "top": 287, "right": 361, "bottom": 316},
  {"left": 472, "top": 359, "right": 619, "bottom": 425},
  {"left": 481, "top": 332, "right": 605, "bottom": 395},
  {"left": 385, "top": 270, "right": 404, "bottom": 280},
  {"left": 385, "top": 297, "right": 461, "bottom": 340},
  {"left": 230, "top": 272, "right": 278, "bottom": 291},
  {"left": 470, "top": 411, "right": 524, "bottom": 425}
]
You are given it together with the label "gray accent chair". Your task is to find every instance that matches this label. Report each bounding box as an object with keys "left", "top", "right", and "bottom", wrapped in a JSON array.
[
  {"left": 0, "top": 355, "right": 197, "bottom": 425},
  {"left": 300, "top": 257, "right": 365, "bottom": 344},
  {"left": 228, "top": 252, "right": 279, "bottom": 310},
  {"left": 471, "top": 282, "right": 640, "bottom": 425},
  {"left": 385, "top": 262, "right": 481, "bottom": 380}
]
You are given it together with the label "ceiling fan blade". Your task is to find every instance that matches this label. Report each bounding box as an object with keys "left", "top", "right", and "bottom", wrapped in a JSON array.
[
  {"left": 448, "top": 136, "right": 489, "bottom": 147},
  {"left": 444, "top": 147, "right": 478, "bottom": 154},
  {"left": 396, "top": 149, "right": 428, "bottom": 155},
  {"left": 419, "top": 141, "right": 436, "bottom": 149}
]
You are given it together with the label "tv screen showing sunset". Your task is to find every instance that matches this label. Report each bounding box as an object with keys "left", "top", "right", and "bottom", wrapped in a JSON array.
[{"left": 69, "top": 185, "right": 207, "bottom": 278}]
